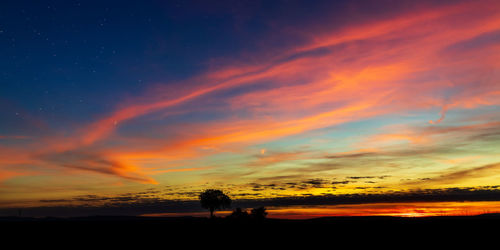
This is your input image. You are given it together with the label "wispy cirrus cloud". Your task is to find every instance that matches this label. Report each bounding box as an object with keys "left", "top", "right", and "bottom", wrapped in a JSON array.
[
  {"left": 61, "top": 0, "right": 500, "bottom": 148},
  {"left": 1, "top": 0, "right": 500, "bottom": 196},
  {"left": 38, "top": 150, "right": 158, "bottom": 184},
  {"left": 406, "top": 162, "right": 500, "bottom": 186}
]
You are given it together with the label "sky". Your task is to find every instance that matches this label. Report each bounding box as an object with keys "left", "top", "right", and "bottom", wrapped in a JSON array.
[{"left": 1, "top": 0, "right": 500, "bottom": 217}]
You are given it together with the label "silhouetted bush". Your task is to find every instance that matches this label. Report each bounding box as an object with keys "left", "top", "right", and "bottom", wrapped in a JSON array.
[
  {"left": 250, "top": 207, "right": 268, "bottom": 220},
  {"left": 227, "top": 207, "right": 249, "bottom": 220}
]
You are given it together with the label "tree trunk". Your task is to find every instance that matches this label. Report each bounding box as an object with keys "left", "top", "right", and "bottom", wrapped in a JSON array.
[{"left": 210, "top": 207, "right": 214, "bottom": 218}]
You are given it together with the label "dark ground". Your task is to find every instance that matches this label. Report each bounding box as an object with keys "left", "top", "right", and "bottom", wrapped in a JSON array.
[{"left": 2, "top": 214, "right": 499, "bottom": 241}]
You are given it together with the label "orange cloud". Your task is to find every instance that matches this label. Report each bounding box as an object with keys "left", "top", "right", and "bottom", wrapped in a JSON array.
[
  {"left": 2, "top": 0, "right": 500, "bottom": 188},
  {"left": 146, "top": 167, "right": 213, "bottom": 175},
  {"left": 58, "top": 1, "right": 499, "bottom": 155},
  {"left": 246, "top": 151, "right": 307, "bottom": 168},
  {"left": 0, "top": 170, "right": 35, "bottom": 183}
]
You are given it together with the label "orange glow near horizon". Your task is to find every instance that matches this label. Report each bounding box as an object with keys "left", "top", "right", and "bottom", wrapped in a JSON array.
[
  {"left": 265, "top": 201, "right": 500, "bottom": 219},
  {"left": 141, "top": 201, "right": 500, "bottom": 220}
]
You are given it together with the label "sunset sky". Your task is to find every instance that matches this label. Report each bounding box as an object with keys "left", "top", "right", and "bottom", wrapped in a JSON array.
[{"left": 1, "top": 0, "right": 500, "bottom": 217}]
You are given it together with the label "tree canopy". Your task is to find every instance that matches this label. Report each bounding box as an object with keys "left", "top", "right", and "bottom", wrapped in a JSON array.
[{"left": 199, "top": 189, "right": 232, "bottom": 218}]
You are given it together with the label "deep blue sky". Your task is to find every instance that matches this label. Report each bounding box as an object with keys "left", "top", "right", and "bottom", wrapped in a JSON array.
[{"left": 0, "top": 0, "right": 345, "bottom": 129}]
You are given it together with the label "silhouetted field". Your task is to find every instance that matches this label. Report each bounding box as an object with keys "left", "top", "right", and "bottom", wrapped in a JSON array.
[{"left": 2, "top": 214, "right": 499, "bottom": 240}]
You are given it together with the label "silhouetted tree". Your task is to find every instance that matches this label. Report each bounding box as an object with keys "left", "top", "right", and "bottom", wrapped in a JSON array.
[
  {"left": 251, "top": 207, "right": 268, "bottom": 220},
  {"left": 199, "top": 189, "right": 231, "bottom": 218}
]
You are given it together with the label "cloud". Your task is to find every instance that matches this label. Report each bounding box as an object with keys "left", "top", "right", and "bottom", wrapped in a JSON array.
[
  {"left": 0, "top": 170, "right": 35, "bottom": 183},
  {"left": 39, "top": 150, "right": 158, "bottom": 184},
  {"left": 408, "top": 162, "right": 500, "bottom": 185},
  {"left": 331, "top": 181, "right": 351, "bottom": 185},
  {"left": 55, "top": 0, "right": 500, "bottom": 151},
  {"left": 347, "top": 176, "right": 390, "bottom": 180},
  {"left": 245, "top": 150, "right": 308, "bottom": 168},
  {"left": 301, "top": 179, "right": 329, "bottom": 188},
  {"left": 2, "top": 0, "right": 500, "bottom": 195},
  {"left": 429, "top": 110, "right": 447, "bottom": 124}
]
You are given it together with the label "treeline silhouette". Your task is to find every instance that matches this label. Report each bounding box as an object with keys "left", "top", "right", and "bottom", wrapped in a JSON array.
[
  {"left": 199, "top": 189, "right": 268, "bottom": 220},
  {"left": 226, "top": 207, "right": 268, "bottom": 220}
]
